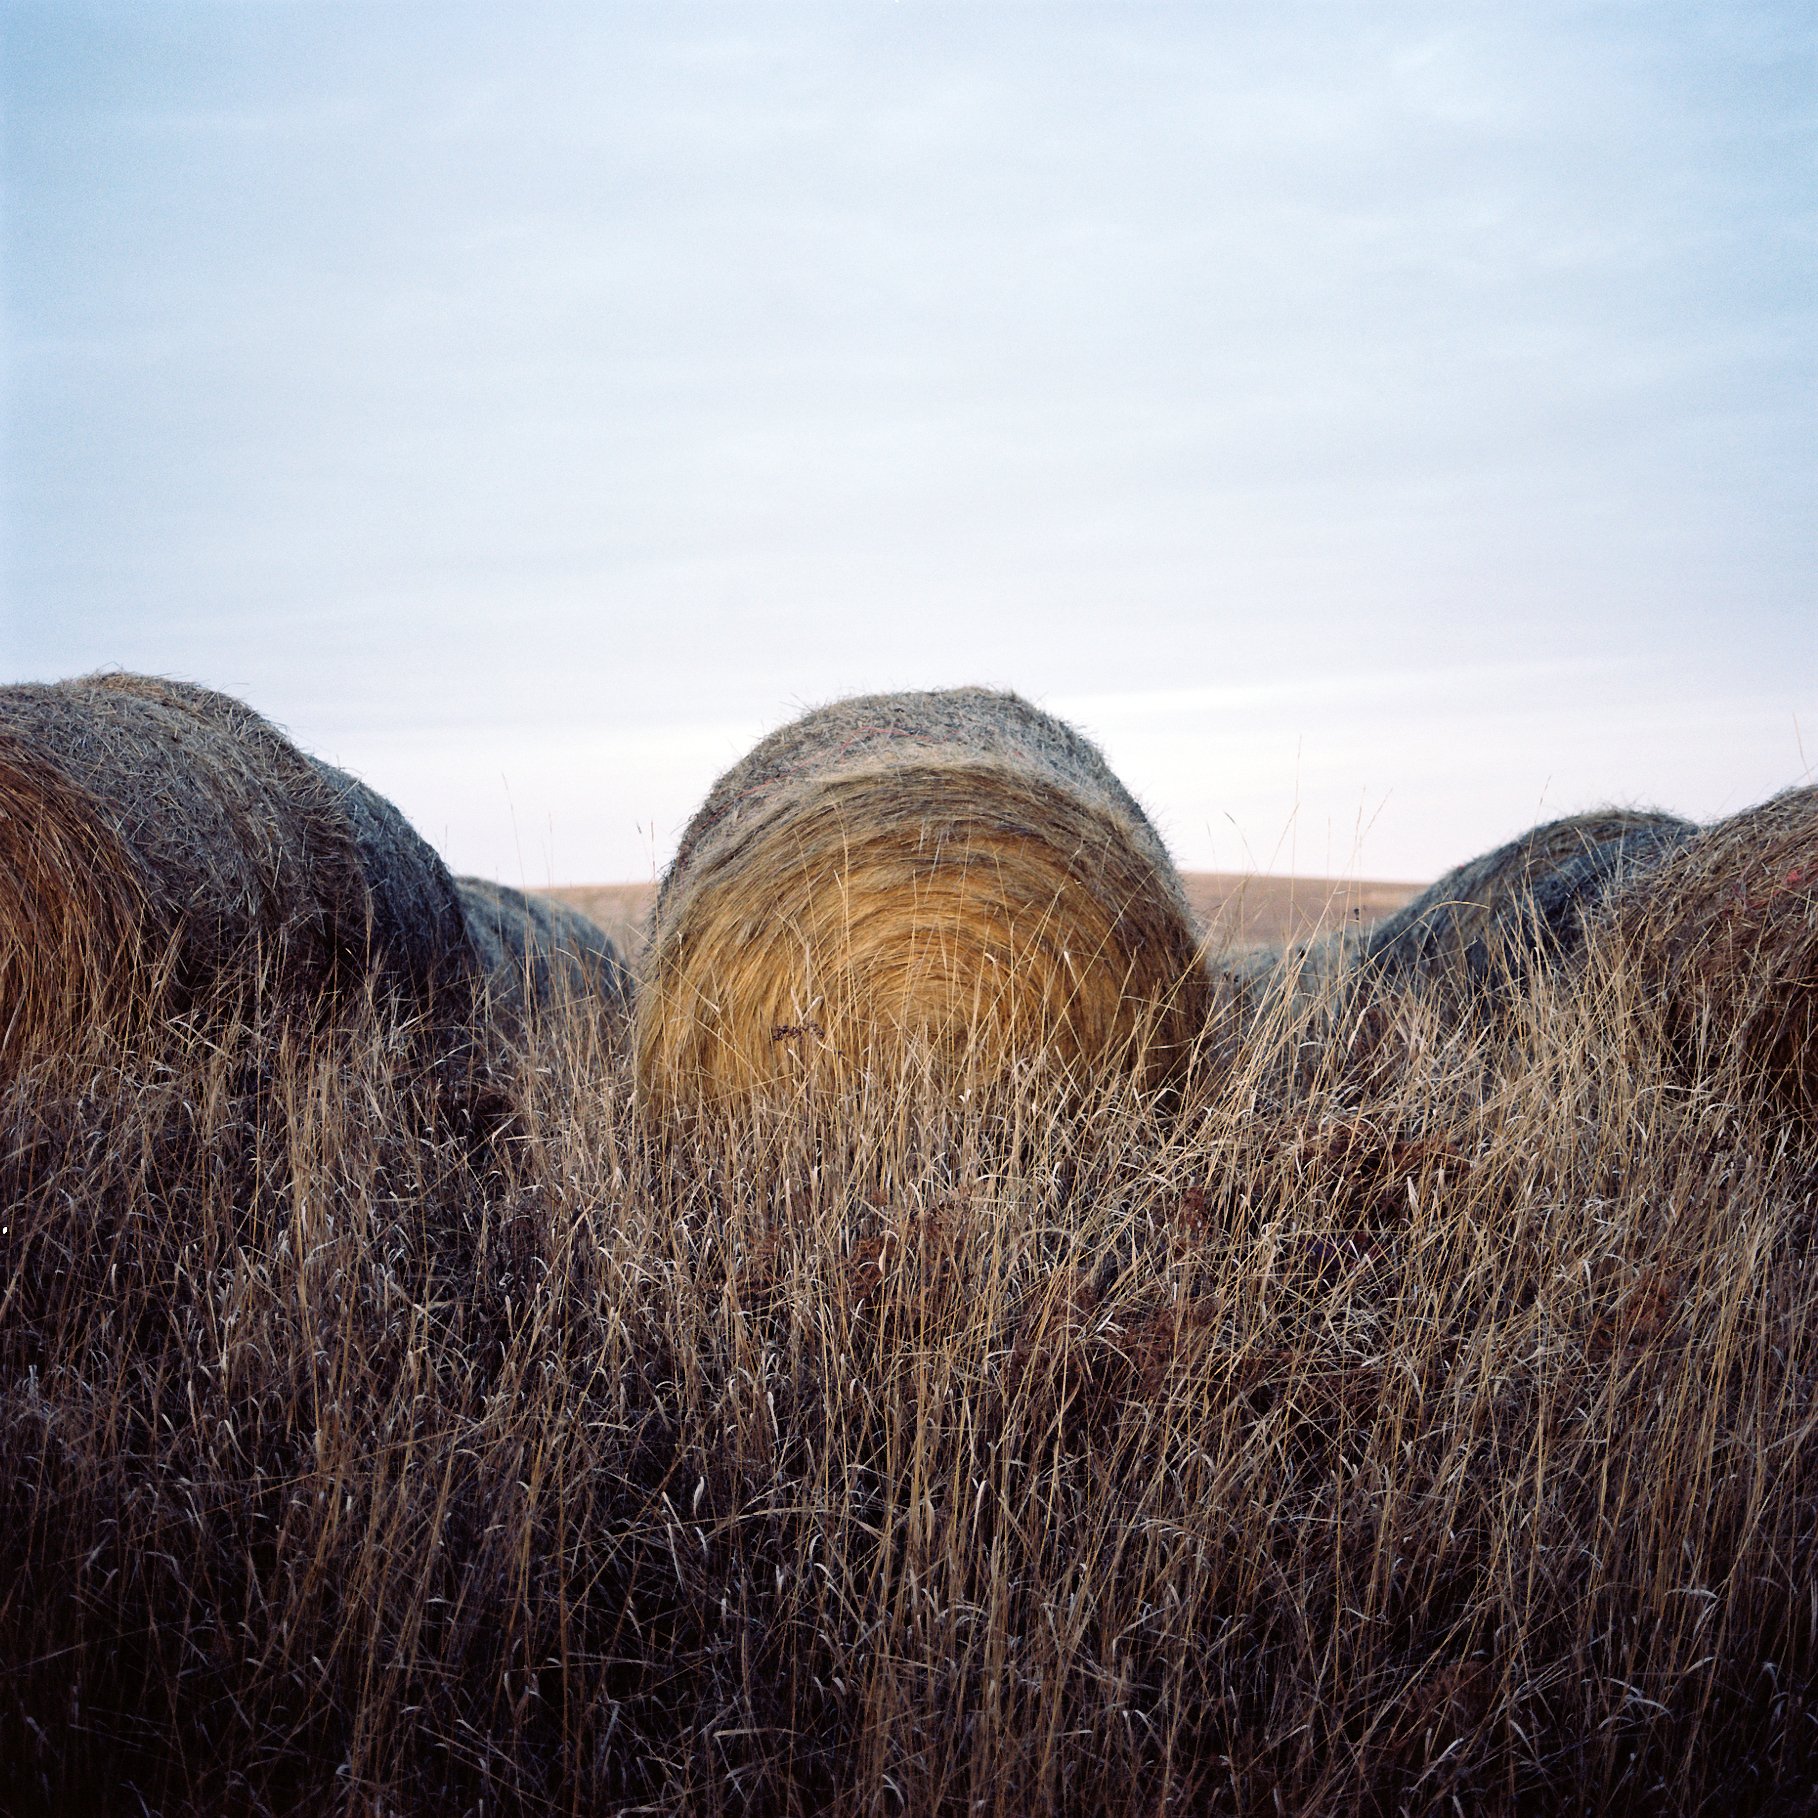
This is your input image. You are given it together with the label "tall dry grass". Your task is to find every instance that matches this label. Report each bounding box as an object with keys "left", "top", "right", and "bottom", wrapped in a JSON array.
[{"left": 3, "top": 919, "right": 1817, "bottom": 1814}]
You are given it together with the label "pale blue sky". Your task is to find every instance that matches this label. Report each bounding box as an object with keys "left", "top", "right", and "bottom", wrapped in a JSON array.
[{"left": 3, "top": 2, "right": 1813, "bottom": 882}]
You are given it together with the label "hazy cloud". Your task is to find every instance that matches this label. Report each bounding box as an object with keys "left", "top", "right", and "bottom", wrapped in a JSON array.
[{"left": 4, "top": 1, "right": 1812, "bottom": 877}]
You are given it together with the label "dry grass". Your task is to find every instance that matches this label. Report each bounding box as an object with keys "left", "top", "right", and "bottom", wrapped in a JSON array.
[{"left": 5, "top": 894, "right": 1817, "bottom": 1815}]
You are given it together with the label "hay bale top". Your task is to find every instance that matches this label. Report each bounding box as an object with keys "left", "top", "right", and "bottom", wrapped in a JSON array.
[
  {"left": 1599, "top": 786, "right": 1818, "bottom": 1125},
  {"left": 0, "top": 672, "right": 470, "bottom": 1019},
  {"left": 1362, "top": 807, "right": 1695, "bottom": 990},
  {"left": 314, "top": 756, "right": 472, "bottom": 996},
  {"left": 455, "top": 877, "right": 631, "bottom": 1021},
  {"left": 660, "top": 686, "right": 1182, "bottom": 920},
  {"left": 1606, "top": 787, "right": 1818, "bottom": 928}
]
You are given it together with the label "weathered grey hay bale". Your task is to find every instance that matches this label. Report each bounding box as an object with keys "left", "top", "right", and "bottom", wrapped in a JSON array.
[
  {"left": 1359, "top": 808, "right": 1696, "bottom": 997},
  {"left": 1598, "top": 787, "right": 1818, "bottom": 1129},
  {"left": 1204, "top": 810, "right": 1700, "bottom": 1090},
  {"left": 636, "top": 687, "right": 1209, "bottom": 1113},
  {"left": 455, "top": 877, "right": 630, "bottom": 1021},
  {"left": 0, "top": 672, "right": 470, "bottom": 1058}
]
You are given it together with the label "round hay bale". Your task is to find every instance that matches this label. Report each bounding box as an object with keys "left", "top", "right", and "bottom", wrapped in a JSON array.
[
  {"left": 1598, "top": 787, "right": 1818, "bottom": 1130},
  {"left": 635, "top": 687, "right": 1209, "bottom": 1114},
  {"left": 0, "top": 672, "right": 470, "bottom": 1060},
  {"left": 455, "top": 877, "right": 631, "bottom": 1024},
  {"left": 1358, "top": 808, "right": 1696, "bottom": 998}
]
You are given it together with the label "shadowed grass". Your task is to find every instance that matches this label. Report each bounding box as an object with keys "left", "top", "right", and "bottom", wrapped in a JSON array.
[{"left": 3, "top": 929, "right": 1817, "bottom": 1814}]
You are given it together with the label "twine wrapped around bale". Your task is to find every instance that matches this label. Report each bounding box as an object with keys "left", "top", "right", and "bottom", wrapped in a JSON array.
[
  {"left": 1357, "top": 808, "right": 1696, "bottom": 999},
  {"left": 455, "top": 877, "right": 630, "bottom": 1024},
  {"left": 635, "top": 687, "right": 1209, "bottom": 1115},
  {"left": 1597, "top": 787, "right": 1818, "bottom": 1131},
  {"left": 0, "top": 672, "right": 483, "bottom": 1063}
]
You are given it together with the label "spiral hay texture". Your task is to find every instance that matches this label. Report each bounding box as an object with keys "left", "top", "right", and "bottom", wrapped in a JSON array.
[
  {"left": 455, "top": 877, "right": 630, "bottom": 1023},
  {"left": 1599, "top": 787, "right": 1818, "bottom": 1131},
  {"left": 1359, "top": 807, "right": 1696, "bottom": 998},
  {"left": 635, "top": 688, "right": 1209, "bottom": 1115},
  {"left": 0, "top": 672, "right": 589, "bottom": 1065}
]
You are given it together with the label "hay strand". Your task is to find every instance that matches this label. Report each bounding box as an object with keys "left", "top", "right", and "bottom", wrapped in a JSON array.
[{"left": 635, "top": 687, "right": 1209, "bottom": 1114}]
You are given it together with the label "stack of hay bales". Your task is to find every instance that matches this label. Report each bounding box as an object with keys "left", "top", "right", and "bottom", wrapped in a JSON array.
[
  {"left": 455, "top": 876, "right": 630, "bottom": 1025},
  {"left": 0, "top": 672, "right": 624, "bottom": 1066},
  {"left": 1202, "top": 811, "right": 1694, "bottom": 1065},
  {"left": 635, "top": 687, "right": 1209, "bottom": 1116},
  {"left": 1597, "top": 787, "right": 1818, "bottom": 1132},
  {"left": 1357, "top": 808, "right": 1696, "bottom": 1000},
  {"left": 1320, "top": 789, "right": 1818, "bottom": 1137}
]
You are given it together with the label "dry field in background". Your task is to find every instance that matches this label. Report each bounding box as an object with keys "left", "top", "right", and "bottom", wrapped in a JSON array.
[{"left": 550, "top": 871, "right": 1424, "bottom": 963}]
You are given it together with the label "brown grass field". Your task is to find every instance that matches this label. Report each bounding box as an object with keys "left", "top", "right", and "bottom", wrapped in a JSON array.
[{"left": 6, "top": 866, "right": 1818, "bottom": 1815}]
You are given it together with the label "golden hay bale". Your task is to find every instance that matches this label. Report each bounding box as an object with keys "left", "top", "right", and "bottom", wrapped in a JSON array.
[
  {"left": 455, "top": 877, "right": 630, "bottom": 1023},
  {"left": 635, "top": 687, "right": 1209, "bottom": 1114},
  {"left": 1358, "top": 808, "right": 1696, "bottom": 997},
  {"left": 1598, "top": 787, "right": 1818, "bottom": 1129},
  {"left": 0, "top": 672, "right": 472, "bottom": 1059}
]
